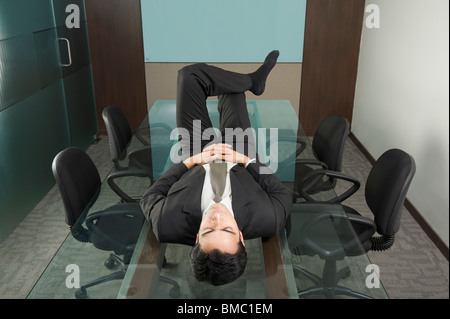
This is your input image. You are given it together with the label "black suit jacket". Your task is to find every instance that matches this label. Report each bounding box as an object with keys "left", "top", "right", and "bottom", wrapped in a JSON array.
[{"left": 140, "top": 161, "right": 292, "bottom": 246}]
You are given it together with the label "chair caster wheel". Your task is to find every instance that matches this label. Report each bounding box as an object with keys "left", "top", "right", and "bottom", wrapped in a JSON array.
[
  {"left": 75, "top": 287, "right": 88, "bottom": 299},
  {"left": 342, "top": 270, "right": 351, "bottom": 279},
  {"left": 104, "top": 257, "right": 117, "bottom": 269},
  {"left": 339, "top": 267, "right": 351, "bottom": 280}
]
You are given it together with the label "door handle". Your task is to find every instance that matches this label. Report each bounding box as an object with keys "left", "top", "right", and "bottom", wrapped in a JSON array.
[{"left": 58, "top": 37, "right": 72, "bottom": 67}]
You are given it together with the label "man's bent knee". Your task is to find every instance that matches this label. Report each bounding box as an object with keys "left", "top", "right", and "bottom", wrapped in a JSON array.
[{"left": 178, "top": 63, "right": 207, "bottom": 81}]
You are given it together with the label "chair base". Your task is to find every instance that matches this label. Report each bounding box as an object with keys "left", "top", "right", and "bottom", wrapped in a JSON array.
[
  {"left": 294, "top": 265, "right": 373, "bottom": 299},
  {"left": 75, "top": 254, "right": 180, "bottom": 299}
]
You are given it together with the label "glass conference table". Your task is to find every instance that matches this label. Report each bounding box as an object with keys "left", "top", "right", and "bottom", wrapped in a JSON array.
[{"left": 28, "top": 100, "right": 388, "bottom": 299}]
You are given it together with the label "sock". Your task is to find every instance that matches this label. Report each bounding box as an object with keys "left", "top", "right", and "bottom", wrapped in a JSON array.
[{"left": 249, "top": 50, "right": 279, "bottom": 96}]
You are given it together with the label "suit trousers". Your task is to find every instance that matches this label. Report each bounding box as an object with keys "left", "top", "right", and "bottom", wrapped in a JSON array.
[{"left": 176, "top": 63, "right": 256, "bottom": 159}]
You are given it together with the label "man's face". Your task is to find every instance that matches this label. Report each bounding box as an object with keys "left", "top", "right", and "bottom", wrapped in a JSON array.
[{"left": 196, "top": 203, "right": 245, "bottom": 254}]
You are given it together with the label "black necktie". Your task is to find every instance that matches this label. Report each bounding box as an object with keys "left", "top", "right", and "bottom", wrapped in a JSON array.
[{"left": 209, "top": 162, "right": 227, "bottom": 202}]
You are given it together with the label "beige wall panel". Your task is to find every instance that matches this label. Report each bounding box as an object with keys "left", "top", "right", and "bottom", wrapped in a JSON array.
[{"left": 145, "top": 63, "right": 302, "bottom": 115}]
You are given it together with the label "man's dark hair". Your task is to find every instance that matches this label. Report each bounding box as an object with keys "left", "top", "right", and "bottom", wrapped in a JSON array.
[{"left": 190, "top": 241, "right": 247, "bottom": 286}]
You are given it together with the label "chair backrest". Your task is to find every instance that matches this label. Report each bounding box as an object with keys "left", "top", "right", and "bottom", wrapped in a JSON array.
[
  {"left": 312, "top": 115, "right": 349, "bottom": 171},
  {"left": 365, "top": 149, "right": 416, "bottom": 236},
  {"left": 52, "top": 147, "right": 101, "bottom": 227},
  {"left": 102, "top": 105, "right": 133, "bottom": 162}
]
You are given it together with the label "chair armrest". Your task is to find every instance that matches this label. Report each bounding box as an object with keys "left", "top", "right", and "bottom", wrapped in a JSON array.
[
  {"left": 266, "top": 135, "right": 306, "bottom": 163},
  {"left": 127, "top": 146, "right": 153, "bottom": 172},
  {"left": 134, "top": 122, "right": 173, "bottom": 146},
  {"left": 346, "top": 212, "right": 377, "bottom": 244},
  {"left": 128, "top": 144, "right": 152, "bottom": 156},
  {"left": 295, "top": 137, "right": 307, "bottom": 157},
  {"left": 299, "top": 169, "right": 360, "bottom": 203},
  {"left": 86, "top": 203, "right": 142, "bottom": 225},
  {"left": 289, "top": 136, "right": 307, "bottom": 158},
  {"left": 346, "top": 213, "right": 376, "bottom": 228},
  {"left": 107, "top": 169, "right": 152, "bottom": 203},
  {"left": 295, "top": 158, "right": 329, "bottom": 169},
  {"left": 86, "top": 202, "right": 142, "bottom": 222},
  {"left": 134, "top": 126, "right": 150, "bottom": 145}
]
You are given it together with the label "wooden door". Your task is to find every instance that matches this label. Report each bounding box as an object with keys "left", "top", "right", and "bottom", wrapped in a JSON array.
[
  {"left": 299, "top": 0, "right": 365, "bottom": 135},
  {"left": 85, "top": 0, "right": 147, "bottom": 133}
]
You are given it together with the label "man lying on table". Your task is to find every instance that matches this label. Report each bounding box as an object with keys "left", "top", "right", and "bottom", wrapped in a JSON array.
[{"left": 140, "top": 50, "right": 292, "bottom": 286}]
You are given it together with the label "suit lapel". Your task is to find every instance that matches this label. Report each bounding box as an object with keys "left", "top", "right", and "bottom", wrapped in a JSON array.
[
  {"left": 181, "top": 166, "right": 205, "bottom": 214},
  {"left": 230, "top": 165, "right": 251, "bottom": 227},
  {"left": 172, "top": 166, "right": 203, "bottom": 236}
]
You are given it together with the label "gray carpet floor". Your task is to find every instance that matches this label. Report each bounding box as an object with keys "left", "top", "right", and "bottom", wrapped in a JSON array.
[{"left": 0, "top": 135, "right": 448, "bottom": 299}]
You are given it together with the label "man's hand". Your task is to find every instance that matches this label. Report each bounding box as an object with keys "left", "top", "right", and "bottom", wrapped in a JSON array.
[
  {"left": 183, "top": 143, "right": 250, "bottom": 169},
  {"left": 221, "top": 147, "right": 250, "bottom": 166}
]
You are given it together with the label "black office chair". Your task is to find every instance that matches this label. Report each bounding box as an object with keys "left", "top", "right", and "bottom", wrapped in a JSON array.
[
  {"left": 288, "top": 148, "right": 416, "bottom": 298},
  {"left": 52, "top": 147, "right": 180, "bottom": 298},
  {"left": 102, "top": 105, "right": 174, "bottom": 182},
  {"left": 293, "top": 115, "right": 349, "bottom": 201},
  {"left": 102, "top": 105, "right": 153, "bottom": 173}
]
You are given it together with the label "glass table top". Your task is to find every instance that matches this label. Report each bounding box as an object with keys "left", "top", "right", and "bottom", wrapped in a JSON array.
[{"left": 27, "top": 100, "right": 388, "bottom": 299}]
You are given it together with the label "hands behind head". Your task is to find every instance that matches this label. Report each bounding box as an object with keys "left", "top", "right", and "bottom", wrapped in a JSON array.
[{"left": 183, "top": 143, "right": 250, "bottom": 168}]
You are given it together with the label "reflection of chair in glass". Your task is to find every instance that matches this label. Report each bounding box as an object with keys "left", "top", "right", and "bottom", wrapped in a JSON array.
[
  {"left": 102, "top": 105, "right": 152, "bottom": 172},
  {"left": 102, "top": 105, "right": 174, "bottom": 200},
  {"left": 293, "top": 115, "right": 349, "bottom": 200},
  {"left": 288, "top": 149, "right": 416, "bottom": 298},
  {"left": 52, "top": 147, "right": 180, "bottom": 298},
  {"left": 102, "top": 105, "right": 172, "bottom": 175}
]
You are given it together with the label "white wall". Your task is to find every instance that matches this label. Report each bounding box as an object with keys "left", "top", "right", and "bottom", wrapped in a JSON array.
[{"left": 353, "top": 0, "right": 449, "bottom": 245}]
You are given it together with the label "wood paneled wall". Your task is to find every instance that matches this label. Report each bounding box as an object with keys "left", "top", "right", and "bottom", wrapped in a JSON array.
[
  {"left": 299, "top": 0, "right": 365, "bottom": 135},
  {"left": 85, "top": 0, "right": 147, "bottom": 133}
]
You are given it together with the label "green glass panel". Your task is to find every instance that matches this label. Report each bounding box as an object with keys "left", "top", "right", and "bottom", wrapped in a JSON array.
[
  {"left": 0, "top": 0, "right": 55, "bottom": 41},
  {"left": 0, "top": 34, "right": 41, "bottom": 111},
  {"left": 63, "top": 65, "right": 98, "bottom": 149},
  {"left": 0, "top": 80, "right": 70, "bottom": 242},
  {"left": 34, "top": 28, "right": 63, "bottom": 89},
  {"left": 0, "top": 0, "right": 97, "bottom": 243}
]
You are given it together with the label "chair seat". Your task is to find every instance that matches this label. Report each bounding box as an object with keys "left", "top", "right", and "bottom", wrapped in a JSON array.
[
  {"left": 90, "top": 203, "right": 145, "bottom": 254},
  {"left": 288, "top": 204, "right": 373, "bottom": 260},
  {"left": 288, "top": 204, "right": 356, "bottom": 261}
]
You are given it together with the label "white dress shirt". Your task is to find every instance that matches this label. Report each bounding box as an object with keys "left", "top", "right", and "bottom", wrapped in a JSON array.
[
  {"left": 201, "top": 159, "right": 256, "bottom": 217},
  {"left": 201, "top": 162, "right": 235, "bottom": 216}
]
